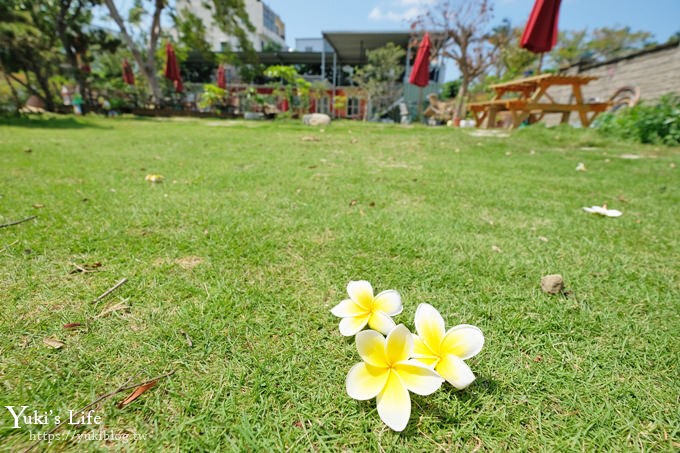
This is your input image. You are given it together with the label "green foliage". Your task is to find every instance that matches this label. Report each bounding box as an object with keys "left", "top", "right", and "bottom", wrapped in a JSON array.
[
  {"left": 550, "top": 26, "right": 656, "bottom": 68},
  {"left": 264, "top": 65, "right": 312, "bottom": 113},
  {"left": 440, "top": 79, "right": 461, "bottom": 99},
  {"left": 173, "top": 8, "right": 214, "bottom": 60},
  {"left": 596, "top": 94, "right": 680, "bottom": 146},
  {"left": 198, "top": 84, "right": 226, "bottom": 111},
  {"left": 353, "top": 42, "right": 405, "bottom": 118}
]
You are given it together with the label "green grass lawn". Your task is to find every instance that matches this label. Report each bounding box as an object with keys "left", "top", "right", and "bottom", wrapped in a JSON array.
[{"left": 1, "top": 115, "right": 678, "bottom": 451}]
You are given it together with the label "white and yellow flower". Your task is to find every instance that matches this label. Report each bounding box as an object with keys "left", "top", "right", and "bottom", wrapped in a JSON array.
[
  {"left": 346, "top": 324, "right": 444, "bottom": 431},
  {"left": 412, "top": 303, "right": 484, "bottom": 390},
  {"left": 331, "top": 280, "right": 402, "bottom": 336}
]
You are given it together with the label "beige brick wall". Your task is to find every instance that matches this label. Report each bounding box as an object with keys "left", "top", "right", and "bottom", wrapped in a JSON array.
[{"left": 543, "top": 43, "right": 680, "bottom": 126}]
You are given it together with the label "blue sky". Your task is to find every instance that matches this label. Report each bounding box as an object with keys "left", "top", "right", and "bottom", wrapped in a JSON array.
[{"left": 266, "top": 0, "right": 680, "bottom": 47}]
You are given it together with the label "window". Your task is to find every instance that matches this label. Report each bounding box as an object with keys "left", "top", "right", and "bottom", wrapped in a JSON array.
[
  {"left": 347, "top": 97, "right": 360, "bottom": 117},
  {"left": 263, "top": 5, "right": 276, "bottom": 33},
  {"left": 317, "top": 97, "right": 330, "bottom": 114}
]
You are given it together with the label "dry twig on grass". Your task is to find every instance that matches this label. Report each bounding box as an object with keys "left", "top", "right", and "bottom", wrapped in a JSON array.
[
  {"left": 0, "top": 216, "right": 37, "bottom": 229},
  {"left": 92, "top": 278, "right": 127, "bottom": 304}
]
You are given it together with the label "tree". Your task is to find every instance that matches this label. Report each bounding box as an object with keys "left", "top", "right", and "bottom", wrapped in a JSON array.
[
  {"left": 550, "top": 29, "right": 588, "bottom": 67},
  {"left": 352, "top": 42, "right": 405, "bottom": 120},
  {"left": 488, "top": 20, "right": 537, "bottom": 78},
  {"left": 587, "top": 26, "right": 655, "bottom": 61},
  {"left": 102, "top": 0, "right": 254, "bottom": 105},
  {"left": 550, "top": 26, "right": 655, "bottom": 68},
  {"left": 411, "top": 0, "right": 499, "bottom": 120},
  {"left": 0, "top": 1, "right": 61, "bottom": 111}
]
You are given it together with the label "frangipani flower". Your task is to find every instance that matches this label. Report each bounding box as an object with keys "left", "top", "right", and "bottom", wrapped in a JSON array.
[
  {"left": 582, "top": 204, "right": 622, "bottom": 217},
  {"left": 412, "top": 303, "right": 484, "bottom": 389},
  {"left": 346, "top": 325, "right": 444, "bottom": 431},
  {"left": 331, "top": 280, "right": 402, "bottom": 336}
]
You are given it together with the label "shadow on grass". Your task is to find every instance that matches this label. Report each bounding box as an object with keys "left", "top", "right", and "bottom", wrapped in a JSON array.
[
  {"left": 401, "top": 375, "right": 500, "bottom": 438},
  {"left": 352, "top": 374, "right": 500, "bottom": 438},
  {"left": 0, "top": 115, "right": 110, "bottom": 129}
]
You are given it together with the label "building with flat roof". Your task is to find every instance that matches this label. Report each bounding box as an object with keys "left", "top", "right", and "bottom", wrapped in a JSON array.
[{"left": 176, "top": 0, "right": 285, "bottom": 52}]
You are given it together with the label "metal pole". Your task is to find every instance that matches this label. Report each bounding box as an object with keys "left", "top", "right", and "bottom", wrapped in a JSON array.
[
  {"left": 332, "top": 52, "right": 337, "bottom": 118},
  {"left": 321, "top": 40, "right": 326, "bottom": 82}
]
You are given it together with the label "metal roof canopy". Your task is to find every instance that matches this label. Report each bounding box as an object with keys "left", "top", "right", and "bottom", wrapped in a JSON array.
[
  {"left": 322, "top": 31, "right": 412, "bottom": 65},
  {"left": 253, "top": 51, "right": 327, "bottom": 65}
]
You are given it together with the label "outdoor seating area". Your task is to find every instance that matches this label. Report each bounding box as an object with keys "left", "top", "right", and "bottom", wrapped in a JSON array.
[{"left": 468, "top": 74, "right": 611, "bottom": 129}]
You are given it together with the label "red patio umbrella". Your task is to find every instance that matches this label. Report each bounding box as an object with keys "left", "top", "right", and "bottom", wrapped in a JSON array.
[
  {"left": 164, "top": 43, "right": 183, "bottom": 93},
  {"left": 520, "top": 0, "right": 562, "bottom": 72},
  {"left": 408, "top": 32, "right": 431, "bottom": 88},
  {"left": 408, "top": 33, "right": 432, "bottom": 121},
  {"left": 122, "top": 59, "right": 135, "bottom": 85},
  {"left": 216, "top": 64, "right": 226, "bottom": 89}
]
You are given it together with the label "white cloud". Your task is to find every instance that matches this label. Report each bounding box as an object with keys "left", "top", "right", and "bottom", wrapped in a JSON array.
[
  {"left": 368, "top": 2, "right": 427, "bottom": 22},
  {"left": 368, "top": 6, "right": 384, "bottom": 20}
]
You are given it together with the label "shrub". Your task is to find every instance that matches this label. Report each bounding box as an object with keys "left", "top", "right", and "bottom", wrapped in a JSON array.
[{"left": 596, "top": 94, "right": 680, "bottom": 146}]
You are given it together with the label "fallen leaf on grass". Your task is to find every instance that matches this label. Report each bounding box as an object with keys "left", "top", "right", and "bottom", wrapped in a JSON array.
[
  {"left": 538, "top": 236, "right": 549, "bottom": 242},
  {"left": 349, "top": 199, "right": 357, "bottom": 207},
  {"left": 43, "top": 338, "right": 65, "bottom": 349},
  {"left": 180, "top": 330, "right": 193, "bottom": 347},
  {"left": 117, "top": 381, "right": 157, "bottom": 409},
  {"left": 491, "top": 245, "right": 502, "bottom": 253},
  {"left": 301, "top": 136, "right": 319, "bottom": 142},
  {"left": 97, "top": 302, "right": 130, "bottom": 318},
  {"left": 575, "top": 162, "right": 586, "bottom": 172},
  {"left": 145, "top": 174, "right": 164, "bottom": 183},
  {"left": 63, "top": 322, "right": 84, "bottom": 330},
  {"left": 33, "top": 204, "right": 45, "bottom": 209}
]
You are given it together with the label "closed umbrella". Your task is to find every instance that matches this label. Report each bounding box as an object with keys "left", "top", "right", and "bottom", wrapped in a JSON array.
[
  {"left": 164, "top": 43, "right": 183, "bottom": 93},
  {"left": 216, "top": 64, "right": 226, "bottom": 89},
  {"left": 408, "top": 33, "right": 431, "bottom": 121},
  {"left": 408, "top": 32, "right": 431, "bottom": 88},
  {"left": 122, "top": 59, "right": 135, "bottom": 85},
  {"left": 520, "top": 0, "right": 562, "bottom": 72}
]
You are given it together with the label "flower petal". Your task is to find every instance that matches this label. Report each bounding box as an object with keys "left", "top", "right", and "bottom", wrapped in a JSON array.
[
  {"left": 339, "top": 314, "right": 370, "bottom": 336},
  {"left": 347, "top": 280, "right": 374, "bottom": 309},
  {"left": 376, "top": 370, "right": 411, "bottom": 432},
  {"left": 368, "top": 311, "right": 396, "bottom": 335},
  {"left": 394, "top": 360, "right": 444, "bottom": 396},
  {"left": 414, "top": 303, "right": 445, "bottom": 354},
  {"left": 412, "top": 335, "right": 436, "bottom": 358},
  {"left": 373, "top": 290, "right": 402, "bottom": 316},
  {"left": 346, "top": 362, "right": 389, "bottom": 400},
  {"left": 441, "top": 324, "right": 484, "bottom": 360},
  {"left": 436, "top": 354, "right": 476, "bottom": 389},
  {"left": 331, "top": 299, "right": 367, "bottom": 318},
  {"left": 605, "top": 209, "right": 622, "bottom": 217},
  {"left": 385, "top": 324, "right": 413, "bottom": 365},
  {"left": 356, "top": 330, "right": 388, "bottom": 367}
]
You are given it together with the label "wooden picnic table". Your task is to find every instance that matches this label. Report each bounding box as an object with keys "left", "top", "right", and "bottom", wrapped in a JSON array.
[{"left": 467, "top": 74, "right": 610, "bottom": 129}]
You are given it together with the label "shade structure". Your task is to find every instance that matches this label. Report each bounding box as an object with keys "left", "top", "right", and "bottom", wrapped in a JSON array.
[
  {"left": 122, "top": 59, "right": 135, "bottom": 85},
  {"left": 408, "top": 33, "right": 431, "bottom": 87},
  {"left": 216, "top": 64, "right": 226, "bottom": 89},
  {"left": 164, "top": 43, "right": 183, "bottom": 93},
  {"left": 520, "top": 0, "right": 562, "bottom": 53}
]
